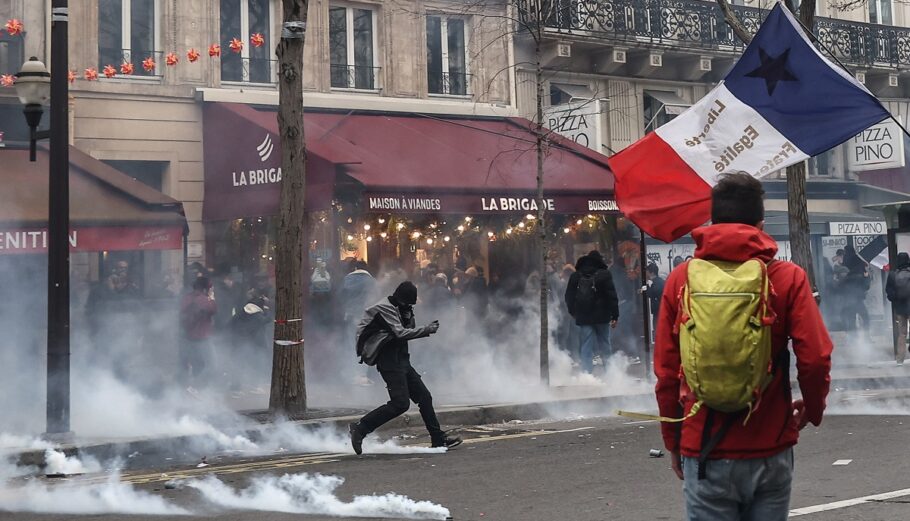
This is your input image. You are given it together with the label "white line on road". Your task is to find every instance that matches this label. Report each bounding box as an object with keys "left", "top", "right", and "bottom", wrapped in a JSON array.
[{"left": 790, "top": 488, "right": 910, "bottom": 517}]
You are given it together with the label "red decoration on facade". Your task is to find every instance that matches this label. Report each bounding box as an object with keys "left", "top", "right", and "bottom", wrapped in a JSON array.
[
  {"left": 142, "top": 57, "right": 156, "bottom": 72},
  {"left": 165, "top": 52, "right": 178, "bottom": 66},
  {"left": 229, "top": 38, "right": 243, "bottom": 53},
  {"left": 83, "top": 68, "right": 99, "bottom": 81},
  {"left": 120, "top": 62, "right": 135, "bottom": 75},
  {"left": 68, "top": 70, "right": 76, "bottom": 83},
  {"left": 208, "top": 44, "right": 221, "bottom": 57},
  {"left": 250, "top": 33, "right": 265, "bottom": 48},
  {"left": 102, "top": 65, "right": 117, "bottom": 78},
  {"left": 0, "top": 75, "right": 14, "bottom": 87},
  {"left": 5, "top": 19, "right": 24, "bottom": 36},
  {"left": 187, "top": 48, "right": 200, "bottom": 62}
]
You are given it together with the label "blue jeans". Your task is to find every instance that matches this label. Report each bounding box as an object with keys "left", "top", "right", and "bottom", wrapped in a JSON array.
[
  {"left": 578, "top": 323, "right": 612, "bottom": 373},
  {"left": 682, "top": 448, "right": 793, "bottom": 521}
]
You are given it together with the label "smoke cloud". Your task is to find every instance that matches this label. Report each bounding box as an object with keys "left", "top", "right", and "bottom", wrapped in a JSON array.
[{"left": 184, "top": 472, "right": 451, "bottom": 520}]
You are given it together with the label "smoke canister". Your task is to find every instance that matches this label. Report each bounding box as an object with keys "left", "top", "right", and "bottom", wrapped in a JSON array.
[{"left": 649, "top": 449, "right": 664, "bottom": 458}]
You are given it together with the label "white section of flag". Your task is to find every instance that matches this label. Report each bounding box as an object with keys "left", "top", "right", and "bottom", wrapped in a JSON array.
[{"left": 656, "top": 84, "right": 809, "bottom": 185}]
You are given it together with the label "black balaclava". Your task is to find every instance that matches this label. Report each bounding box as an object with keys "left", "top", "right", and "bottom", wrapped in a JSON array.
[{"left": 392, "top": 281, "right": 418, "bottom": 306}]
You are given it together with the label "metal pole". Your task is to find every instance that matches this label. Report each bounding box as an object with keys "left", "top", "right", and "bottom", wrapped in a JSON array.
[
  {"left": 46, "top": 0, "right": 70, "bottom": 437},
  {"left": 639, "top": 229, "right": 652, "bottom": 381}
]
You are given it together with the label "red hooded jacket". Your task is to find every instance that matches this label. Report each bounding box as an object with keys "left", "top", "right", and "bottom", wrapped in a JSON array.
[{"left": 655, "top": 224, "right": 833, "bottom": 459}]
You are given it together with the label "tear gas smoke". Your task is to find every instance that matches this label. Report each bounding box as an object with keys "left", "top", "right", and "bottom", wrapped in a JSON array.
[
  {"left": 44, "top": 449, "right": 102, "bottom": 476},
  {"left": 184, "top": 472, "right": 451, "bottom": 520}
]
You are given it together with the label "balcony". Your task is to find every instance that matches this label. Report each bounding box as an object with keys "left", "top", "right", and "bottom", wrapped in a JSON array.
[
  {"left": 527, "top": 0, "right": 910, "bottom": 69},
  {"left": 429, "top": 72, "right": 473, "bottom": 96},
  {"left": 98, "top": 48, "right": 165, "bottom": 77},
  {"left": 330, "top": 64, "right": 381, "bottom": 91},
  {"left": 222, "top": 56, "right": 278, "bottom": 85}
]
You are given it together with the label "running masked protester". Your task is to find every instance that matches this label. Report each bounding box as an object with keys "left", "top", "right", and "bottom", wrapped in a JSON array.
[
  {"left": 886, "top": 251, "right": 910, "bottom": 365},
  {"left": 349, "top": 281, "right": 462, "bottom": 454},
  {"left": 653, "top": 174, "right": 832, "bottom": 521},
  {"left": 565, "top": 251, "right": 619, "bottom": 373}
]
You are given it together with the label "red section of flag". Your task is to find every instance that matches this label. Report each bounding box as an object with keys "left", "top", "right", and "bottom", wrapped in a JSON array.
[{"left": 609, "top": 132, "right": 712, "bottom": 243}]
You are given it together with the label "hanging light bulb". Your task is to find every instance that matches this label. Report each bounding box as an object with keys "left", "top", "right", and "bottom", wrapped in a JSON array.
[
  {"left": 366, "top": 236, "right": 373, "bottom": 242},
  {"left": 443, "top": 236, "right": 451, "bottom": 242},
  {"left": 380, "top": 232, "right": 388, "bottom": 238},
  {"left": 576, "top": 219, "right": 583, "bottom": 225},
  {"left": 526, "top": 214, "right": 535, "bottom": 220},
  {"left": 346, "top": 235, "right": 354, "bottom": 241},
  {"left": 465, "top": 216, "right": 473, "bottom": 223},
  {"left": 412, "top": 231, "right": 421, "bottom": 239},
  {"left": 518, "top": 222, "right": 526, "bottom": 229},
  {"left": 426, "top": 238, "right": 434, "bottom": 245},
  {"left": 378, "top": 218, "right": 386, "bottom": 224},
  {"left": 397, "top": 222, "right": 405, "bottom": 231},
  {"left": 506, "top": 228, "right": 513, "bottom": 235},
  {"left": 457, "top": 225, "right": 465, "bottom": 232},
  {"left": 487, "top": 231, "right": 494, "bottom": 238},
  {"left": 347, "top": 217, "right": 353, "bottom": 224},
  {"left": 363, "top": 224, "right": 371, "bottom": 231},
  {"left": 563, "top": 228, "right": 571, "bottom": 234},
  {"left": 429, "top": 223, "right": 437, "bottom": 229}
]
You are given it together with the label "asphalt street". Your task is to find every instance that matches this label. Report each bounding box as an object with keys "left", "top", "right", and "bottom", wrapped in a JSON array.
[{"left": 4, "top": 410, "right": 910, "bottom": 520}]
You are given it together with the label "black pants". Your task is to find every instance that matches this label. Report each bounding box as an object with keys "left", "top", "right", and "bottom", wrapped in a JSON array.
[{"left": 358, "top": 365, "right": 444, "bottom": 442}]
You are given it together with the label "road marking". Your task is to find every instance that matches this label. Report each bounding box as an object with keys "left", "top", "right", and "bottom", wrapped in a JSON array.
[
  {"left": 790, "top": 488, "right": 910, "bottom": 517},
  {"left": 623, "top": 420, "right": 657, "bottom": 425}
]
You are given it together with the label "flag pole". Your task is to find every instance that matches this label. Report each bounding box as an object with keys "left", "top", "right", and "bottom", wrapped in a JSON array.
[{"left": 788, "top": 11, "right": 910, "bottom": 138}]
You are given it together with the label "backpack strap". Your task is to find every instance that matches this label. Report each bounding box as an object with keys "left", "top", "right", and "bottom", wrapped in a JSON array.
[{"left": 697, "top": 408, "right": 741, "bottom": 480}]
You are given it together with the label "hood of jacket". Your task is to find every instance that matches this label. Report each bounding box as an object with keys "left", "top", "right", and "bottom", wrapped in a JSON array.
[
  {"left": 692, "top": 223, "right": 778, "bottom": 263},
  {"left": 898, "top": 252, "right": 910, "bottom": 270},
  {"left": 575, "top": 252, "right": 608, "bottom": 274}
]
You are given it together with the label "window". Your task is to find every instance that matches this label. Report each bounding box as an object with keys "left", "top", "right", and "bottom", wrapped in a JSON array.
[
  {"left": 427, "top": 15, "right": 468, "bottom": 96},
  {"left": 221, "top": 0, "right": 274, "bottom": 83},
  {"left": 98, "top": 0, "right": 159, "bottom": 76},
  {"left": 329, "top": 5, "right": 377, "bottom": 90},
  {"left": 0, "top": 32, "right": 24, "bottom": 76},
  {"left": 643, "top": 91, "right": 686, "bottom": 133},
  {"left": 869, "top": 0, "right": 893, "bottom": 24},
  {"left": 810, "top": 150, "right": 833, "bottom": 177}
]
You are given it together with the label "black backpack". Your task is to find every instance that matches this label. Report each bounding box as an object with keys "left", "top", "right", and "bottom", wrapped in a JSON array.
[
  {"left": 895, "top": 269, "right": 910, "bottom": 300},
  {"left": 575, "top": 271, "right": 599, "bottom": 310}
]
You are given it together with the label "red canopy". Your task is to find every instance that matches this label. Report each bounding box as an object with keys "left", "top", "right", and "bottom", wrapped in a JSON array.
[{"left": 203, "top": 103, "right": 616, "bottom": 220}]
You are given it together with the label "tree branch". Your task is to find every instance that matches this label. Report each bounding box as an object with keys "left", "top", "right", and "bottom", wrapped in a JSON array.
[{"left": 715, "top": 0, "right": 754, "bottom": 45}]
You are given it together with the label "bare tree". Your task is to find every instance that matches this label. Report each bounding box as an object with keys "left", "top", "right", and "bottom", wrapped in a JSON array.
[
  {"left": 269, "top": 0, "right": 309, "bottom": 415},
  {"left": 716, "top": 0, "right": 819, "bottom": 294}
]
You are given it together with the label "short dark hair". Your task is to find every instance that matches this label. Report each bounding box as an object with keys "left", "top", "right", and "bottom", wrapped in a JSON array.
[
  {"left": 193, "top": 276, "right": 211, "bottom": 291},
  {"left": 711, "top": 173, "right": 765, "bottom": 226},
  {"left": 647, "top": 263, "right": 659, "bottom": 276}
]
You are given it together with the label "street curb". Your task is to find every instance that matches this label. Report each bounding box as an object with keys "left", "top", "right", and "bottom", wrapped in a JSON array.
[{"left": 12, "top": 392, "right": 653, "bottom": 468}]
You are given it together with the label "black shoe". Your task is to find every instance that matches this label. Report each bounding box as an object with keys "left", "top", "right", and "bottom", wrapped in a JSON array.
[
  {"left": 349, "top": 423, "right": 365, "bottom": 455},
  {"left": 431, "top": 435, "right": 462, "bottom": 449}
]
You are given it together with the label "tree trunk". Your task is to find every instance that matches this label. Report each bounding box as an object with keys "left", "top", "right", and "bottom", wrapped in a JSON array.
[
  {"left": 269, "top": 0, "right": 308, "bottom": 416},
  {"left": 534, "top": 25, "right": 549, "bottom": 385},
  {"left": 788, "top": 1, "right": 819, "bottom": 296}
]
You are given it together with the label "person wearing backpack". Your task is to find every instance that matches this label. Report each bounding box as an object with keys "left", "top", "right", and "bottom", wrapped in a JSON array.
[
  {"left": 654, "top": 173, "right": 832, "bottom": 521},
  {"left": 349, "top": 281, "right": 462, "bottom": 454},
  {"left": 885, "top": 252, "right": 910, "bottom": 365},
  {"left": 565, "top": 251, "right": 619, "bottom": 373}
]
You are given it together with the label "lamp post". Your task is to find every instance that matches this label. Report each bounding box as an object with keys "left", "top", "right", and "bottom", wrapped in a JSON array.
[{"left": 14, "top": 0, "right": 72, "bottom": 438}]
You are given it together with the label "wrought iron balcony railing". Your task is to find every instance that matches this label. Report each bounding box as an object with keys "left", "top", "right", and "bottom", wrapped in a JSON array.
[
  {"left": 429, "top": 71, "right": 473, "bottom": 96},
  {"left": 524, "top": 0, "right": 910, "bottom": 69},
  {"left": 222, "top": 56, "right": 278, "bottom": 84},
  {"left": 330, "top": 64, "right": 381, "bottom": 90},
  {"left": 98, "top": 48, "right": 165, "bottom": 77}
]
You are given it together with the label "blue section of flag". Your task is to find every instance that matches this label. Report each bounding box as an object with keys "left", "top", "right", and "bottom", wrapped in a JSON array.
[{"left": 724, "top": 4, "right": 890, "bottom": 156}]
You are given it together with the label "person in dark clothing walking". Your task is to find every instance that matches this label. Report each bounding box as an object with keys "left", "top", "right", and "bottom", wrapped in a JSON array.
[
  {"left": 644, "top": 263, "right": 665, "bottom": 318},
  {"left": 565, "top": 251, "right": 620, "bottom": 373},
  {"left": 841, "top": 245, "right": 870, "bottom": 331},
  {"left": 886, "top": 252, "right": 910, "bottom": 365},
  {"left": 349, "top": 282, "right": 462, "bottom": 454}
]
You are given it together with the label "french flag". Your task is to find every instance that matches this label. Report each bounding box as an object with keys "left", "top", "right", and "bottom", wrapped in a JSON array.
[{"left": 609, "top": 3, "right": 891, "bottom": 242}]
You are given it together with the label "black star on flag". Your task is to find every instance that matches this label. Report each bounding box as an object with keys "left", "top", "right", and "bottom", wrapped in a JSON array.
[{"left": 745, "top": 48, "right": 798, "bottom": 96}]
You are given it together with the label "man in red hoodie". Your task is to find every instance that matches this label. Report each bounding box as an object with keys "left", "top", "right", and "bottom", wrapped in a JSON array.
[{"left": 655, "top": 173, "right": 832, "bottom": 520}]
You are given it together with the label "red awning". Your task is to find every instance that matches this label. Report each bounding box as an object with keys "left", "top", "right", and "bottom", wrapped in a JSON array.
[
  {"left": 203, "top": 103, "right": 615, "bottom": 220},
  {"left": 0, "top": 147, "right": 186, "bottom": 253}
]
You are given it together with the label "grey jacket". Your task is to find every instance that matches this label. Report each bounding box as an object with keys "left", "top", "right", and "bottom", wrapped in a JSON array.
[{"left": 355, "top": 297, "right": 435, "bottom": 366}]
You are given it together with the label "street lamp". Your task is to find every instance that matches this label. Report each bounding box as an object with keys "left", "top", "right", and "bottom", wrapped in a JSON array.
[{"left": 14, "top": 57, "right": 51, "bottom": 162}]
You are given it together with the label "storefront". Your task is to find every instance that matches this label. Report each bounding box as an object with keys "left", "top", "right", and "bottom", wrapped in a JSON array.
[
  {"left": 0, "top": 146, "right": 187, "bottom": 304},
  {"left": 202, "top": 103, "right": 632, "bottom": 293}
]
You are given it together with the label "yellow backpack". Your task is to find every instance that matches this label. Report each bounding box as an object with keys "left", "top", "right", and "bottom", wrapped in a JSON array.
[{"left": 619, "top": 258, "right": 777, "bottom": 424}]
